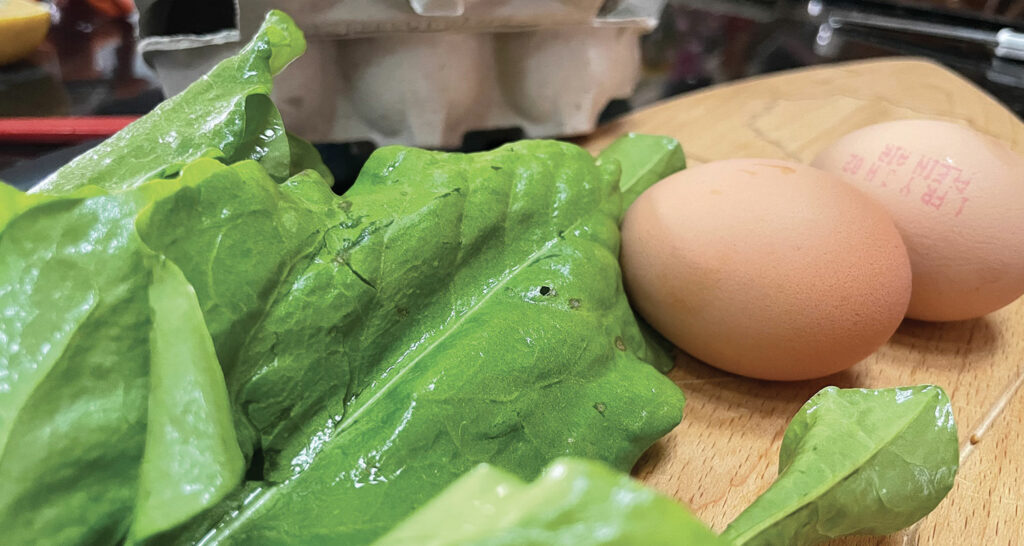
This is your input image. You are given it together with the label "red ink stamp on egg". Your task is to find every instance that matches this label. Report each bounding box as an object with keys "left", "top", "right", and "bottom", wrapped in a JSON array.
[
  {"left": 920, "top": 185, "right": 948, "bottom": 210},
  {"left": 954, "top": 197, "right": 969, "bottom": 217},
  {"left": 952, "top": 171, "right": 972, "bottom": 195},
  {"left": 911, "top": 155, "right": 938, "bottom": 180},
  {"left": 842, "top": 154, "right": 864, "bottom": 176},
  {"left": 864, "top": 162, "right": 881, "bottom": 183},
  {"left": 878, "top": 143, "right": 910, "bottom": 166}
]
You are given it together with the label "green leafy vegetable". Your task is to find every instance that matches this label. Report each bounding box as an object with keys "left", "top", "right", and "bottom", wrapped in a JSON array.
[
  {"left": 2, "top": 143, "right": 685, "bottom": 544},
  {"left": 596, "top": 133, "right": 685, "bottom": 374},
  {"left": 374, "top": 458, "right": 727, "bottom": 546},
  {"left": 149, "top": 140, "right": 685, "bottom": 545},
  {"left": 32, "top": 10, "right": 309, "bottom": 194},
  {"left": 1, "top": 13, "right": 686, "bottom": 543},
  {"left": 135, "top": 158, "right": 339, "bottom": 394},
  {"left": 0, "top": 154, "right": 345, "bottom": 544},
  {"left": 596, "top": 132, "right": 686, "bottom": 214},
  {"left": 129, "top": 258, "right": 245, "bottom": 543},
  {"left": 722, "top": 385, "right": 959, "bottom": 546},
  {"left": 0, "top": 181, "right": 248, "bottom": 544},
  {"left": 287, "top": 132, "right": 335, "bottom": 186},
  {"left": 0, "top": 190, "right": 155, "bottom": 545},
  {"left": 0, "top": 182, "right": 35, "bottom": 228},
  {"left": 0, "top": 182, "right": 103, "bottom": 229}
]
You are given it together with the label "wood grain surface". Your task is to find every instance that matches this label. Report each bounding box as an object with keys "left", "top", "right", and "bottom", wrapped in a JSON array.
[{"left": 581, "top": 58, "right": 1024, "bottom": 545}]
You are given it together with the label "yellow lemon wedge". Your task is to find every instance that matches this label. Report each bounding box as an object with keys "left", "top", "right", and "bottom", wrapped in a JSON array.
[{"left": 0, "top": 0, "right": 51, "bottom": 66}]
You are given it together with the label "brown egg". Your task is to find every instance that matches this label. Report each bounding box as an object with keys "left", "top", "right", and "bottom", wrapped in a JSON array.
[
  {"left": 813, "top": 120, "right": 1024, "bottom": 321},
  {"left": 621, "top": 159, "right": 912, "bottom": 381}
]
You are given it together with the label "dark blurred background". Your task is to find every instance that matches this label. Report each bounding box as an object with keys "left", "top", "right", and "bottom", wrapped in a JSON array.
[{"left": 1, "top": 0, "right": 1022, "bottom": 189}]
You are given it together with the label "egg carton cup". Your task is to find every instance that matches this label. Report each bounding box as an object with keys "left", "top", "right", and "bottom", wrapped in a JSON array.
[{"left": 135, "top": 0, "right": 667, "bottom": 148}]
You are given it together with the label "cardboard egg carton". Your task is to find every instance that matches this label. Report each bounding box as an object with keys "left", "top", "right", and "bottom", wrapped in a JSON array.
[{"left": 136, "top": 0, "right": 667, "bottom": 147}]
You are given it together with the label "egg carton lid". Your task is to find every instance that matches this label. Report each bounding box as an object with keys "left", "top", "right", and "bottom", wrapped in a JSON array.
[
  {"left": 133, "top": 1, "right": 667, "bottom": 148},
  {"left": 137, "top": 0, "right": 665, "bottom": 52}
]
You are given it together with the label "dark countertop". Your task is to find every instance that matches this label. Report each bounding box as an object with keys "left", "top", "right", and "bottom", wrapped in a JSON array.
[{"left": 1, "top": 0, "right": 1022, "bottom": 189}]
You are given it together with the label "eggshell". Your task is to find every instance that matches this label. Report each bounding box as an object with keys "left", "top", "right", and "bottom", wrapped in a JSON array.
[
  {"left": 620, "top": 159, "right": 912, "bottom": 381},
  {"left": 812, "top": 120, "right": 1024, "bottom": 321}
]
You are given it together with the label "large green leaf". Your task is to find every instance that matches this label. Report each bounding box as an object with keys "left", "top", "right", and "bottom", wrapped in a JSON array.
[
  {"left": 722, "top": 386, "right": 959, "bottom": 546},
  {"left": 135, "top": 159, "right": 339, "bottom": 392},
  {"left": 31, "top": 10, "right": 310, "bottom": 194},
  {"left": 1, "top": 26, "right": 332, "bottom": 542},
  {"left": 148, "top": 140, "right": 684, "bottom": 545},
  {"left": 0, "top": 191, "right": 154, "bottom": 544},
  {"left": 128, "top": 258, "right": 245, "bottom": 543},
  {"left": 0, "top": 159, "right": 320, "bottom": 543},
  {"left": 374, "top": 458, "right": 727, "bottom": 546},
  {"left": 0, "top": 182, "right": 245, "bottom": 544}
]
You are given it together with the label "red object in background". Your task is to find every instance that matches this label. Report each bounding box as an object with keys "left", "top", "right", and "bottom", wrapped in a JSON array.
[
  {"left": 0, "top": 116, "right": 139, "bottom": 143},
  {"left": 85, "top": 0, "right": 135, "bottom": 17},
  {"left": 46, "top": 0, "right": 149, "bottom": 98}
]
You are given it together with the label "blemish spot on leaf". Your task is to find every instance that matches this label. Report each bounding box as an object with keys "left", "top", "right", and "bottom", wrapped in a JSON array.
[
  {"left": 569, "top": 298, "right": 581, "bottom": 309},
  {"left": 490, "top": 166, "right": 502, "bottom": 171},
  {"left": 593, "top": 402, "right": 606, "bottom": 416},
  {"left": 338, "top": 216, "right": 364, "bottom": 229},
  {"left": 539, "top": 286, "right": 552, "bottom": 296},
  {"left": 396, "top": 307, "right": 409, "bottom": 319},
  {"left": 614, "top": 336, "right": 626, "bottom": 351},
  {"left": 334, "top": 252, "right": 377, "bottom": 290}
]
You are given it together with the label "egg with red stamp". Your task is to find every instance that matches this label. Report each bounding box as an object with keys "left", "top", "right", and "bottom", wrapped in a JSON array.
[
  {"left": 620, "top": 159, "right": 912, "bottom": 381},
  {"left": 813, "top": 119, "right": 1024, "bottom": 322}
]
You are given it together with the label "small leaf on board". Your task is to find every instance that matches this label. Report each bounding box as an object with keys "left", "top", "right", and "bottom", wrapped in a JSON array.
[{"left": 723, "top": 386, "right": 959, "bottom": 546}]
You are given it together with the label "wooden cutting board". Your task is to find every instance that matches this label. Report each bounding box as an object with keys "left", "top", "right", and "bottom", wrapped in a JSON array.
[{"left": 581, "top": 58, "right": 1024, "bottom": 546}]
